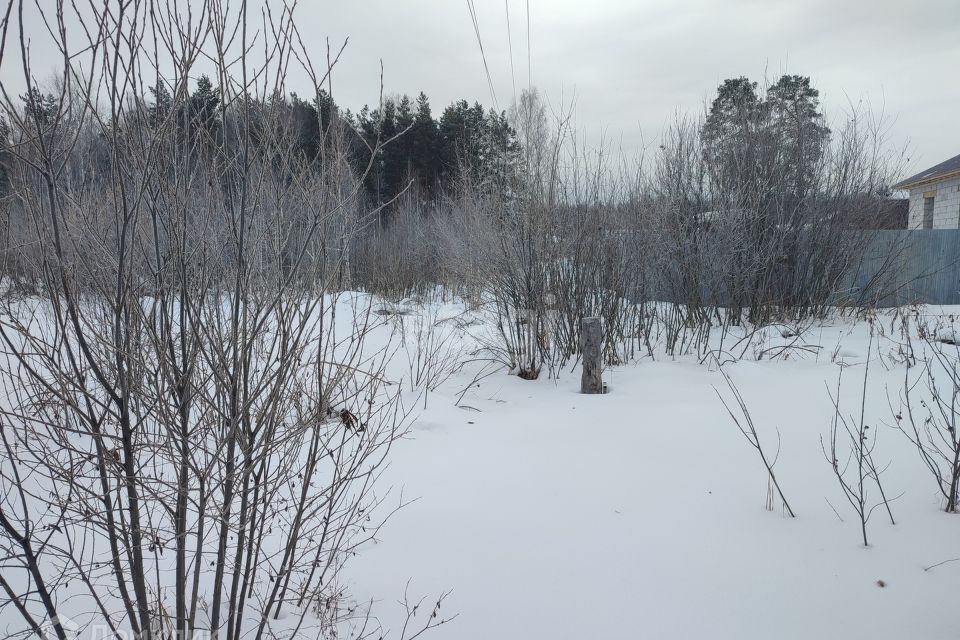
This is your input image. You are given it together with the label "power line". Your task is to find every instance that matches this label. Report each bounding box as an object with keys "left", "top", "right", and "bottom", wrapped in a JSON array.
[
  {"left": 466, "top": 0, "right": 498, "bottom": 111},
  {"left": 505, "top": 0, "right": 516, "bottom": 103},
  {"left": 526, "top": 0, "right": 531, "bottom": 92}
]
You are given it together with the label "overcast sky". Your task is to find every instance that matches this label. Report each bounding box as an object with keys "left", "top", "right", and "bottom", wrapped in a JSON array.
[
  {"left": 309, "top": 0, "right": 960, "bottom": 174},
  {"left": 5, "top": 0, "right": 959, "bottom": 174}
]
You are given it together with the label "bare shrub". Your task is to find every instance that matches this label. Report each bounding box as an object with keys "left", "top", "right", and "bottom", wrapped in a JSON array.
[
  {"left": 823, "top": 332, "right": 897, "bottom": 546},
  {"left": 895, "top": 329, "right": 960, "bottom": 513},
  {"left": 715, "top": 367, "right": 797, "bottom": 517},
  {"left": 395, "top": 298, "right": 468, "bottom": 408},
  {"left": 0, "top": 3, "right": 447, "bottom": 639}
]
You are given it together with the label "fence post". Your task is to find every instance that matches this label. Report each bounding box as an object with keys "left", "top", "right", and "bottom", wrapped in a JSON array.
[{"left": 581, "top": 317, "right": 603, "bottom": 394}]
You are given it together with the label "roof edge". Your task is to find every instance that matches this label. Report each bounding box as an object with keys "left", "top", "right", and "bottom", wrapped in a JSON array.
[{"left": 894, "top": 167, "right": 960, "bottom": 191}]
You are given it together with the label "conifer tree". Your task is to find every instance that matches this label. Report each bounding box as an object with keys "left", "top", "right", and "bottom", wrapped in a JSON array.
[
  {"left": 765, "top": 75, "right": 830, "bottom": 200},
  {"left": 411, "top": 92, "right": 440, "bottom": 197},
  {"left": 190, "top": 74, "right": 220, "bottom": 134}
]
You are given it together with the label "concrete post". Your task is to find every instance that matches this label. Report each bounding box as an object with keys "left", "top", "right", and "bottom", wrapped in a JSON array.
[{"left": 581, "top": 317, "right": 603, "bottom": 394}]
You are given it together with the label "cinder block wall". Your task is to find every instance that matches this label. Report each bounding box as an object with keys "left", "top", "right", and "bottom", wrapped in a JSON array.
[{"left": 907, "top": 175, "right": 960, "bottom": 228}]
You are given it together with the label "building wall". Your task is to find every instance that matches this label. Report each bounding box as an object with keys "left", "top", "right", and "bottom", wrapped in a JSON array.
[{"left": 907, "top": 175, "right": 960, "bottom": 228}]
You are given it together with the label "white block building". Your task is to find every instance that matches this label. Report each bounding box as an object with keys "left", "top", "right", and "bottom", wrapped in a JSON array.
[{"left": 895, "top": 153, "right": 960, "bottom": 229}]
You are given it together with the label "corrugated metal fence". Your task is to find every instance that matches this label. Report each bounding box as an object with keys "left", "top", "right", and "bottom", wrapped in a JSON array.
[{"left": 848, "top": 230, "right": 960, "bottom": 306}]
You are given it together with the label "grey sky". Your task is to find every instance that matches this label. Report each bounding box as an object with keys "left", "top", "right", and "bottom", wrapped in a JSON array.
[
  {"left": 5, "top": 0, "right": 959, "bottom": 175},
  {"left": 306, "top": 0, "right": 960, "bottom": 174}
]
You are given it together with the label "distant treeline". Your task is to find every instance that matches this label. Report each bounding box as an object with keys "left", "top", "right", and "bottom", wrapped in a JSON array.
[
  {"left": 345, "top": 92, "right": 519, "bottom": 205},
  {"left": 145, "top": 77, "right": 520, "bottom": 209}
]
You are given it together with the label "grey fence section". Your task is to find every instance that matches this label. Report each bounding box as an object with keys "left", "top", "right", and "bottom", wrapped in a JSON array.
[{"left": 847, "top": 230, "right": 960, "bottom": 307}]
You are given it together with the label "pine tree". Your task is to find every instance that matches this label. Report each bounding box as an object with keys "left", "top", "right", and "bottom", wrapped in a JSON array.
[
  {"left": 389, "top": 94, "right": 415, "bottom": 197},
  {"left": 765, "top": 75, "right": 830, "bottom": 200},
  {"left": 701, "top": 77, "right": 765, "bottom": 197},
  {"left": 410, "top": 92, "right": 440, "bottom": 198},
  {"left": 148, "top": 82, "right": 173, "bottom": 128},
  {"left": 379, "top": 98, "right": 399, "bottom": 203},
  {"left": 702, "top": 75, "right": 830, "bottom": 202},
  {"left": 438, "top": 100, "right": 466, "bottom": 182},
  {"left": 316, "top": 89, "right": 335, "bottom": 134},
  {"left": 352, "top": 104, "right": 379, "bottom": 202},
  {"left": 289, "top": 92, "right": 321, "bottom": 160},
  {"left": 483, "top": 108, "right": 521, "bottom": 196},
  {"left": 438, "top": 99, "right": 490, "bottom": 186},
  {"left": 20, "top": 88, "right": 58, "bottom": 130},
  {"left": 190, "top": 75, "right": 220, "bottom": 135}
]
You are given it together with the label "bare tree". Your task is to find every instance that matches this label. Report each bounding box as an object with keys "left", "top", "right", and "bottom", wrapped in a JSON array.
[{"left": 0, "top": 2, "right": 448, "bottom": 639}]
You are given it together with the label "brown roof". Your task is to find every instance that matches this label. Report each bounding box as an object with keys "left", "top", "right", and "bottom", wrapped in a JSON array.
[{"left": 895, "top": 153, "right": 960, "bottom": 189}]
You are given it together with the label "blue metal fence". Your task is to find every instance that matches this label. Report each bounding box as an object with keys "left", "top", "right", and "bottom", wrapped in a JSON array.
[{"left": 848, "top": 230, "right": 960, "bottom": 306}]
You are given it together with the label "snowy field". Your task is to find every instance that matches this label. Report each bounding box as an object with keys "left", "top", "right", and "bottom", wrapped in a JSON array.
[
  {"left": 344, "top": 303, "right": 960, "bottom": 640},
  {"left": 3, "top": 293, "right": 959, "bottom": 639}
]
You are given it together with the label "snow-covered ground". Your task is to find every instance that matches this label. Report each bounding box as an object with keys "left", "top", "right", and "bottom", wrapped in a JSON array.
[
  {"left": 3, "top": 292, "right": 958, "bottom": 639},
  {"left": 345, "top": 305, "right": 960, "bottom": 640}
]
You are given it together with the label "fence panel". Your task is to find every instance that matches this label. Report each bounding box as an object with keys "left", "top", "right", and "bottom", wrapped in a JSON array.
[{"left": 848, "top": 230, "right": 960, "bottom": 307}]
